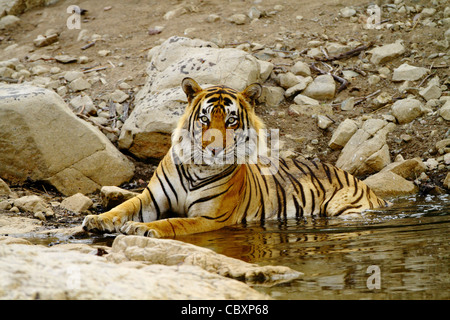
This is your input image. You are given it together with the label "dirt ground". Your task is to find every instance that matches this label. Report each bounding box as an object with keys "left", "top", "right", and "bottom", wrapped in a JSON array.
[{"left": 1, "top": 0, "right": 449, "bottom": 215}]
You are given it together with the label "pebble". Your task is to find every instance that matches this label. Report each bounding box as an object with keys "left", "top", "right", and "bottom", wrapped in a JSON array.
[
  {"left": 302, "top": 74, "right": 336, "bottom": 100},
  {"left": 98, "top": 50, "right": 111, "bottom": 57},
  {"left": 228, "top": 14, "right": 248, "bottom": 25},
  {"left": 69, "top": 78, "right": 91, "bottom": 91},
  {"left": 340, "top": 7, "right": 356, "bottom": 18},
  {"left": 392, "top": 63, "right": 429, "bottom": 82},
  {"left": 33, "top": 34, "right": 58, "bottom": 47}
]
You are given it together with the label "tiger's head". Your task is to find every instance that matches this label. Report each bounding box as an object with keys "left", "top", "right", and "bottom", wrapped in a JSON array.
[{"left": 172, "top": 77, "right": 266, "bottom": 166}]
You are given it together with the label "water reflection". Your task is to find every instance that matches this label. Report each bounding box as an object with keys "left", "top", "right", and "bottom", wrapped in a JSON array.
[{"left": 179, "top": 194, "right": 450, "bottom": 299}]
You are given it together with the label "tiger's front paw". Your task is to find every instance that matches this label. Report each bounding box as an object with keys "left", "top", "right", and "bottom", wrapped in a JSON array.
[
  {"left": 82, "top": 214, "right": 118, "bottom": 234},
  {"left": 120, "top": 221, "right": 161, "bottom": 238}
]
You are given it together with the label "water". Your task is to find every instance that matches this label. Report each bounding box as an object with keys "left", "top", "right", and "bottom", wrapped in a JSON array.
[
  {"left": 12, "top": 193, "right": 450, "bottom": 299},
  {"left": 178, "top": 194, "right": 450, "bottom": 299}
]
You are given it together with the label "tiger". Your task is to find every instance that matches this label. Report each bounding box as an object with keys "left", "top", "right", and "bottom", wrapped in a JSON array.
[{"left": 82, "top": 77, "right": 390, "bottom": 238}]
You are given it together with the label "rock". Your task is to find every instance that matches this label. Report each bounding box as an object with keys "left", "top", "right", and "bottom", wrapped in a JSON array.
[
  {"left": 69, "top": 94, "right": 96, "bottom": 115},
  {"left": 341, "top": 97, "right": 355, "bottom": 111},
  {"left": 336, "top": 119, "right": 396, "bottom": 176},
  {"left": 317, "top": 115, "right": 333, "bottom": 130},
  {"left": 0, "top": 178, "right": 11, "bottom": 196},
  {"left": 419, "top": 84, "right": 442, "bottom": 101},
  {"left": 33, "top": 34, "right": 58, "bottom": 47},
  {"left": 279, "top": 72, "right": 300, "bottom": 89},
  {"left": 0, "top": 84, "right": 134, "bottom": 195},
  {"left": 0, "top": 242, "right": 270, "bottom": 300},
  {"left": 110, "top": 89, "right": 129, "bottom": 103},
  {"left": 108, "top": 235, "right": 302, "bottom": 285},
  {"left": 288, "top": 104, "right": 333, "bottom": 117},
  {"left": 64, "top": 71, "right": 84, "bottom": 82},
  {"left": 100, "top": 186, "right": 139, "bottom": 210},
  {"left": 363, "top": 171, "right": 418, "bottom": 198},
  {"left": 444, "top": 173, "right": 450, "bottom": 189},
  {"left": 0, "top": 15, "right": 20, "bottom": 29},
  {"left": 259, "top": 86, "right": 285, "bottom": 107},
  {"left": 119, "top": 36, "right": 267, "bottom": 159},
  {"left": 392, "top": 63, "right": 429, "bottom": 81},
  {"left": 325, "top": 42, "right": 351, "bottom": 56},
  {"left": 340, "top": 7, "right": 356, "bottom": 18},
  {"left": 60, "top": 193, "right": 93, "bottom": 214},
  {"left": 439, "top": 100, "right": 450, "bottom": 120},
  {"left": 378, "top": 157, "right": 426, "bottom": 180},
  {"left": 0, "top": 215, "right": 43, "bottom": 234},
  {"left": 284, "top": 77, "right": 312, "bottom": 97},
  {"left": 391, "top": 98, "right": 423, "bottom": 124},
  {"left": 31, "top": 65, "right": 49, "bottom": 75},
  {"left": 69, "top": 77, "right": 91, "bottom": 91},
  {"left": 328, "top": 119, "right": 358, "bottom": 150},
  {"left": 97, "top": 50, "right": 111, "bottom": 57},
  {"left": 367, "top": 41, "right": 406, "bottom": 65},
  {"left": 424, "top": 158, "right": 439, "bottom": 170},
  {"left": 14, "top": 195, "right": 53, "bottom": 217},
  {"left": 302, "top": 75, "right": 335, "bottom": 100},
  {"left": 0, "top": 236, "right": 32, "bottom": 245},
  {"left": 291, "top": 61, "right": 311, "bottom": 76},
  {"left": 228, "top": 13, "right": 248, "bottom": 25},
  {"left": 54, "top": 55, "right": 77, "bottom": 64},
  {"left": 293, "top": 94, "right": 319, "bottom": 106}
]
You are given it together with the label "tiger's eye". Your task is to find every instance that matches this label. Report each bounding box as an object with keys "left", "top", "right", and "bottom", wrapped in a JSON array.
[
  {"left": 200, "top": 116, "right": 209, "bottom": 124},
  {"left": 227, "top": 117, "right": 237, "bottom": 126}
]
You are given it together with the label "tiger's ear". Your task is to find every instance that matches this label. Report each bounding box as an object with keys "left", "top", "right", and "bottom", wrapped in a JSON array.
[
  {"left": 182, "top": 77, "right": 203, "bottom": 103},
  {"left": 241, "top": 83, "right": 262, "bottom": 104}
]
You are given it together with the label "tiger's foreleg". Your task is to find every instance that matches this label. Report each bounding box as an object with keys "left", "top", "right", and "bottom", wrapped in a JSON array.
[
  {"left": 119, "top": 216, "right": 227, "bottom": 238},
  {"left": 82, "top": 160, "right": 174, "bottom": 234}
]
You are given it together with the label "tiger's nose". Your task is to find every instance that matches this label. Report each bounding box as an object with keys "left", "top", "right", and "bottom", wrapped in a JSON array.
[{"left": 208, "top": 146, "right": 223, "bottom": 156}]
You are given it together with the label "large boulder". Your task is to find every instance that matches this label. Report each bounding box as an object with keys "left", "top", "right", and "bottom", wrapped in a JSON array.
[
  {"left": 0, "top": 84, "right": 134, "bottom": 196},
  {"left": 0, "top": 242, "right": 270, "bottom": 300},
  {"left": 118, "top": 36, "right": 272, "bottom": 159},
  {"left": 335, "top": 119, "right": 396, "bottom": 176}
]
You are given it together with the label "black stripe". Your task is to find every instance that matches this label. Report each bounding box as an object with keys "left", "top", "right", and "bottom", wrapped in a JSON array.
[
  {"left": 188, "top": 185, "right": 231, "bottom": 210},
  {"left": 138, "top": 198, "right": 143, "bottom": 222},
  {"left": 201, "top": 211, "right": 229, "bottom": 220},
  {"left": 161, "top": 165, "right": 179, "bottom": 202},
  {"left": 147, "top": 186, "right": 161, "bottom": 220},
  {"left": 322, "top": 187, "right": 339, "bottom": 215},
  {"left": 293, "top": 195, "right": 301, "bottom": 219},
  {"left": 350, "top": 187, "right": 365, "bottom": 205},
  {"left": 310, "top": 188, "right": 315, "bottom": 215},
  {"left": 322, "top": 163, "right": 333, "bottom": 184},
  {"left": 156, "top": 172, "right": 172, "bottom": 211},
  {"left": 335, "top": 204, "right": 362, "bottom": 216},
  {"left": 343, "top": 169, "right": 350, "bottom": 187},
  {"left": 333, "top": 167, "right": 344, "bottom": 189},
  {"left": 353, "top": 175, "right": 359, "bottom": 197}
]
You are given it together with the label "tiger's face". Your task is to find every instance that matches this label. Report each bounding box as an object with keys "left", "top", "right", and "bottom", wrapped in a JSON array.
[{"left": 172, "top": 78, "right": 265, "bottom": 165}]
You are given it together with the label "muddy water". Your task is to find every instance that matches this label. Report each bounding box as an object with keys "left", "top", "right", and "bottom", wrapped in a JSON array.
[
  {"left": 15, "top": 194, "right": 450, "bottom": 300},
  {"left": 179, "top": 194, "right": 450, "bottom": 300}
]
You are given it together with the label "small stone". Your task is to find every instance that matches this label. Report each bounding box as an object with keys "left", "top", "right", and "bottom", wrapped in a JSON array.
[
  {"left": 293, "top": 94, "right": 319, "bottom": 106},
  {"left": 54, "top": 55, "right": 78, "bottom": 64},
  {"left": 206, "top": 14, "right": 220, "bottom": 23},
  {"left": 0, "top": 178, "right": 11, "bottom": 196},
  {"left": 259, "top": 86, "right": 285, "bottom": 107},
  {"left": 392, "top": 63, "right": 429, "bottom": 81},
  {"left": 341, "top": 97, "right": 355, "bottom": 111},
  {"left": 439, "top": 101, "right": 450, "bottom": 121},
  {"left": 302, "top": 74, "right": 336, "bottom": 100},
  {"left": 78, "top": 56, "right": 90, "bottom": 64},
  {"left": 69, "top": 95, "right": 96, "bottom": 115},
  {"left": 64, "top": 71, "right": 84, "bottom": 82},
  {"left": 328, "top": 119, "right": 358, "bottom": 150},
  {"left": 31, "top": 65, "right": 49, "bottom": 76},
  {"left": 391, "top": 98, "right": 423, "bottom": 124},
  {"left": 278, "top": 72, "right": 301, "bottom": 89},
  {"left": 419, "top": 84, "right": 442, "bottom": 101},
  {"left": 14, "top": 195, "right": 53, "bottom": 217},
  {"left": 33, "top": 34, "right": 58, "bottom": 47},
  {"left": 61, "top": 193, "right": 93, "bottom": 214},
  {"left": 98, "top": 50, "right": 111, "bottom": 57},
  {"left": 228, "top": 14, "right": 248, "bottom": 25},
  {"left": 291, "top": 61, "right": 311, "bottom": 76},
  {"left": 317, "top": 115, "right": 333, "bottom": 129},
  {"left": 69, "top": 78, "right": 91, "bottom": 91},
  {"left": 340, "top": 7, "right": 356, "bottom": 18},
  {"left": 34, "top": 212, "right": 46, "bottom": 221},
  {"left": 0, "top": 15, "right": 20, "bottom": 29},
  {"left": 443, "top": 173, "right": 450, "bottom": 190},
  {"left": 100, "top": 186, "right": 139, "bottom": 210},
  {"left": 110, "top": 89, "right": 129, "bottom": 103},
  {"left": 368, "top": 41, "right": 405, "bottom": 65},
  {"left": 248, "top": 7, "right": 261, "bottom": 20}
]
